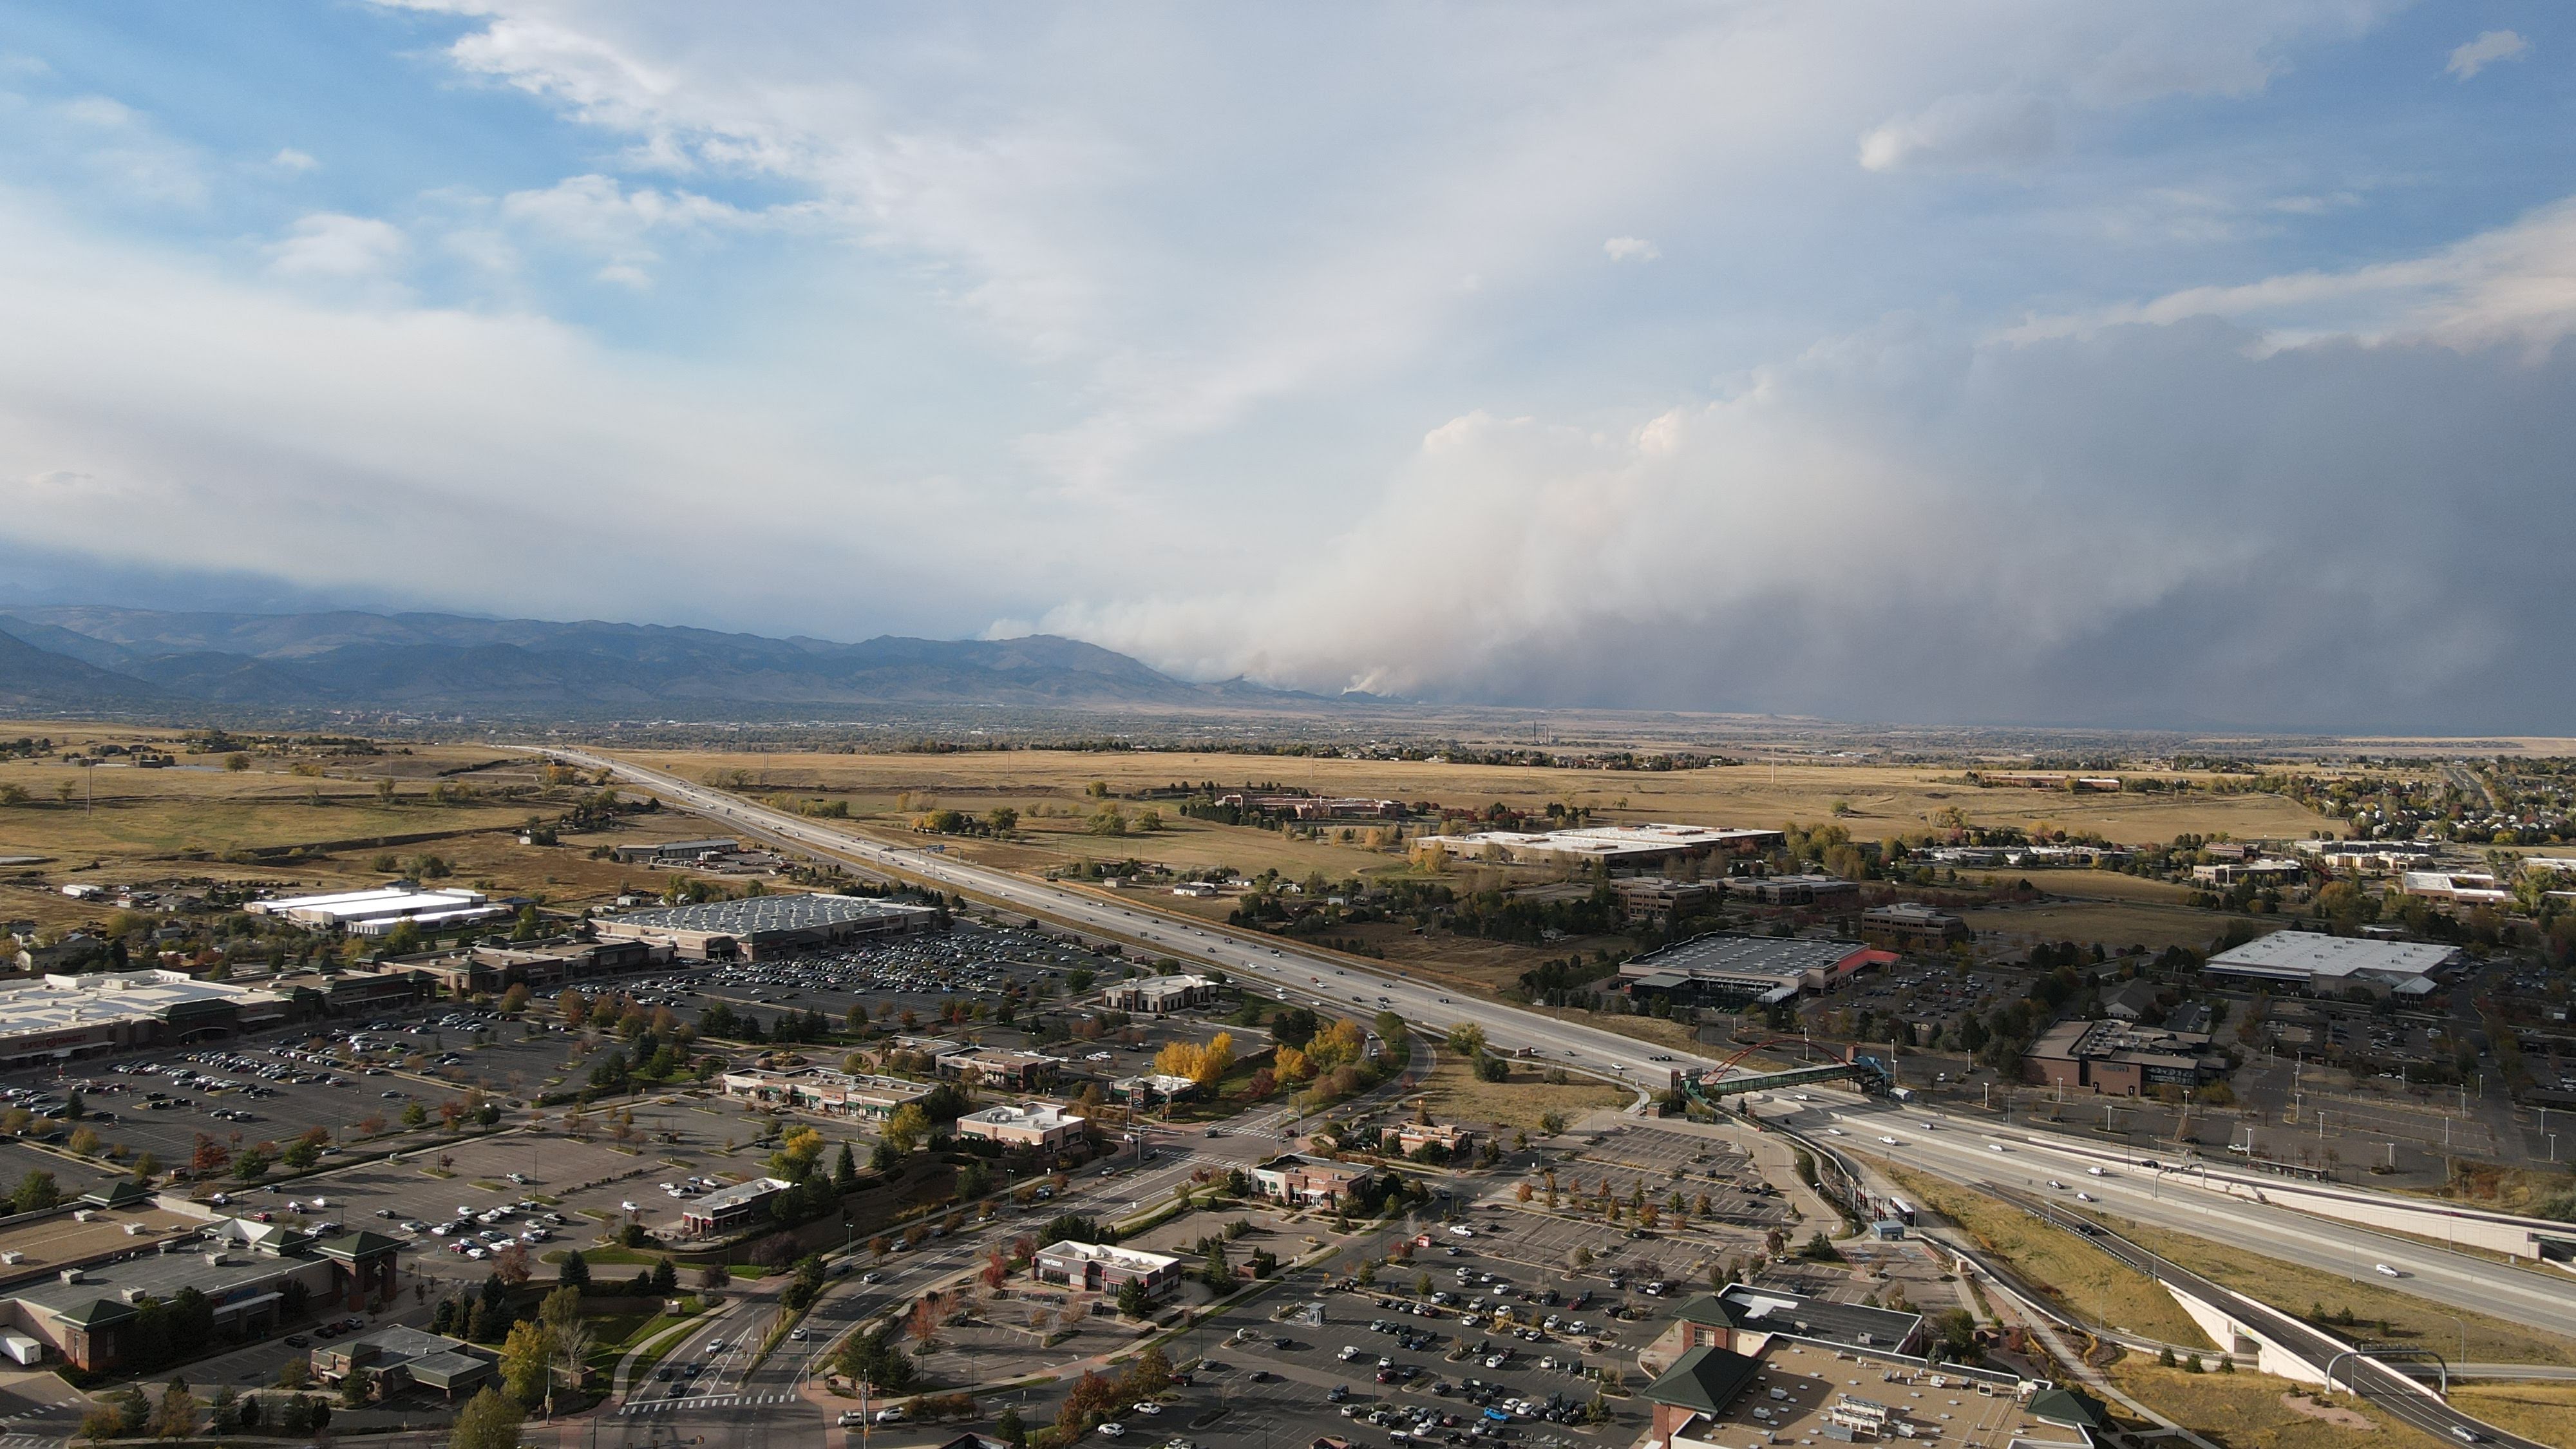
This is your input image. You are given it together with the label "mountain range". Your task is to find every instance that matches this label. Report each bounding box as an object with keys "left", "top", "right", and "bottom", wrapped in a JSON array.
[{"left": 0, "top": 607, "right": 1316, "bottom": 718}]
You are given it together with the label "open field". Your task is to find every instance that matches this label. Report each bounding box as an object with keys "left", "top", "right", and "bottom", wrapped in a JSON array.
[
  {"left": 2101, "top": 1213, "right": 2576, "bottom": 1366},
  {"left": 2103, "top": 1362, "right": 2412, "bottom": 1449},
  {"left": 612, "top": 748, "right": 2344, "bottom": 849},
  {"left": 1411, "top": 1052, "right": 1633, "bottom": 1131},
  {"left": 1879, "top": 1164, "right": 2216, "bottom": 1349},
  {"left": 0, "top": 727, "right": 761, "bottom": 933}
]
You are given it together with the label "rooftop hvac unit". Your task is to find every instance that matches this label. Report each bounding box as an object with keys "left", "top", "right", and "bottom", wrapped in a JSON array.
[
  {"left": 56, "top": 1268, "right": 82, "bottom": 1284},
  {"left": 202, "top": 1252, "right": 229, "bottom": 1267},
  {"left": 71, "top": 1209, "right": 93, "bottom": 1223},
  {"left": 0, "top": 1251, "right": 23, "bottom": 1265},
  {"left": 122, "top": 1224, "right": 145, "bottom": 1236},
  {"left": 118, "top": 1287, "right": 146, "bottom": 1304}
]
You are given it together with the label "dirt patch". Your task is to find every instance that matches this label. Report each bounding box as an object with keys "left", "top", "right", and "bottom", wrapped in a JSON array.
[{"left": 2277, "top": 1393, "right": 2375, "bottom": 1430}]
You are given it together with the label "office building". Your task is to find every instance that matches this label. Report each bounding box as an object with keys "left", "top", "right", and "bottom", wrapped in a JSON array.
[{"left": 954, "top": 1103, "right": 1088, "bottom": 1151}]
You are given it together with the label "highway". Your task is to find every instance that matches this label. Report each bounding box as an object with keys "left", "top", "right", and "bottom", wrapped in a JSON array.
[
  {"left": 2001, "top": 1189, "right": 2551, "bottom": 1449},
  {"left": 1760, "top": 1093, "right": 2576, "bottom": 1345},
  {"left": 544, "top": 748, "right": 1693, "bottom": 1096}
]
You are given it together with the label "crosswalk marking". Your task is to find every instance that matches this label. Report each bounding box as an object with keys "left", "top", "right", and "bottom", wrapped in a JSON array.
[{"left": 618, "top": 1393, "right": 801, "bottom": 1414}]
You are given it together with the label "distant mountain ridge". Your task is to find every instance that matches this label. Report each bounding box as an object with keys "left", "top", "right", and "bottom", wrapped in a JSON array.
[{"left": 0, "top": 606, "right": 1309, "bottom": 717}]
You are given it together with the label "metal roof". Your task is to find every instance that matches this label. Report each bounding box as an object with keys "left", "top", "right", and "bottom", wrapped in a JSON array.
[{"left": 600, "top": 893, "right": 935, "bottom": 935}]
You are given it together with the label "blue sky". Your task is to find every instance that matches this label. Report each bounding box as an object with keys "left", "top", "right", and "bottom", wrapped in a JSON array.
[{"left": 2, "top": 2, "right": 2573, "bottom": 730}]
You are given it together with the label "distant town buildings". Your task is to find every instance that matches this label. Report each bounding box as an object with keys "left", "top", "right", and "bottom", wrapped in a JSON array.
[
  {"left": 2397, "top": 871, "right": 2515, "bottom": 907},
  {"left": 1611, "top": 877, "right": 1712, "bottom": 923},
  {"left": 935, "top": 1046, "right": 1065, "bottom": 1089}
]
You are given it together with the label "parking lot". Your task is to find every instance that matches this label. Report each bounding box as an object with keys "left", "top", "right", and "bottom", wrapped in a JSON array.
[
  {"left": 655, "top": 920, "right": 1136, "bottom": 1034},
  {"left": 1558, "top": 1123, "right": 1786, "bottom": 1227},
  {"left": 1049, "top": 1256, "right": 1653, "bottom": 1449},
  {"left": 1464, "top": 1209, "right": 1752, "bottom": 1295}
]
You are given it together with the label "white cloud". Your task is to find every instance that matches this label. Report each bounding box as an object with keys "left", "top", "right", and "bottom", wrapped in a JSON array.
[
  {"left": 1602, "top": 236, "right": 1660, "bottom": 263},
  {"left": 265, "top": 213, "right": 409, "bottom": 280},
  {"left": 2447, "top": 30, "right": 2529, "bottom": 80},
  {"left": 1859, "top": 91, "right": 2058, "bottom": 173},
  {"left": 2004, "top": 195, "right": 2576, "bottom": 354},
  {"left": 271, "top": 147, "right": 319, "bottom": 173}
]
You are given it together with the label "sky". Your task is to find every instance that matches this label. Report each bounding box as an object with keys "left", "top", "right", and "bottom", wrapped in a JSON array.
[{"left": 1, "top": 1, "right": 2573, "bottom": 732}]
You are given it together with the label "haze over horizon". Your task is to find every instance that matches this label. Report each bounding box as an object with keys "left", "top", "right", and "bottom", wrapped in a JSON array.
[{"left": 4, "top": 3, "right": 2574, "bottom": 733}]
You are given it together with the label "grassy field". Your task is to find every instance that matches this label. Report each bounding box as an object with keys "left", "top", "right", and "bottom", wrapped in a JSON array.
[
  {"left": 614, "top": 748, "right": 2340, "bottom": 851},
  {"left": 1878, "top": 1164, "right": 2216, "bottom": 1348},
  {"left": 2101, "top": 1214, "right": 2576, "bottom": 1366},
  {"left": 2105, "top": 1361, "right": 2412, "bottom": 1449},
  {"left": 0, "top": 726, "right": 759, "bottom": 932},
  {"left": 1412, "top": 1053, "right": 1633, "bottom": 1132},
  {"left": 2448, "top": 1383, "right": 2576, "bottom": 1449}
]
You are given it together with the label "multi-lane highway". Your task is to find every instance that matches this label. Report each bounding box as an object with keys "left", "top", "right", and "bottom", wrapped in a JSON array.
[
  {"left": 544, "top": 748, "right": 1690, "bottom": 1095},
  {"left": 1757, "top": 1092, "right": 2576, "bottom": 1346},
  {"left": 2003, "top": 1191, "right": 2550, "bottom": 1449}
]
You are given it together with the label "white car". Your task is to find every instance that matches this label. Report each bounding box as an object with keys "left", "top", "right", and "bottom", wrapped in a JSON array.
[
  {"left": 1823, "top": 1128, "right": 1845, "bottom": 1136},
  {"left": 2375, "top": 1264, "right": 2403, "bottom": 1278},
  {"left": 1096, "top": 1424, "right": 1124, "bottom": 1438},
  {"left": 1448, "top": 1226, "right": 1474, "bottom": 1238},
  {"left": 2074, "top": 1192, "right": 2094, "bottom": 1202},
  {"left": 1988, "top": 1144, "right": 2008, "bottom": 1153},
  {"left": 1878, "top": 1136, "right": 1900, "bottom": 1146},
  {"left": 2046, "top": 1180, "right": 2065, "bottom": 1191},
  {"left": 1133, "top": 1403, "right": 1162, "bottom": 1416}
]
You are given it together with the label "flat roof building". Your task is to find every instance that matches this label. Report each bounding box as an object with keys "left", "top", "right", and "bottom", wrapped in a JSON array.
[
  {"left": 245, "top": 886, "right": 500, "bottom": 934},
  {"left": 1860, "top": 902, "right": 1968, "bottom": 945},
  {"left": 1249, "top": 1153, "right": 1383, "bottom": 1208},
  {"left": 1612, "top": 878, "right": 1714, "bottom": 924},
  {"left": 609, "top": 838, "right": 741, "bottom": 864},
  {"left": 1620, "top": 935, "right": 1890, "bottom": 1008},
  {"left": 1414, "top": 823, "right": 1783, "bottom": 868},
  {"left": 936, "top": 1046, "right": 1064, "bottom": 1089},
  {"left": 1723, "top": 874, "right": 1859, "bottom": 907},
  {"left": 1672, "top": 1285, "right": 1926, "bottom": 1358},
  {"left": 1031, "top": 1240, "right": 1179, "bottom": 1297},
  {"left": 2398, "top": 871, "right": 2515, "bottom": 907},
  {"left": 0, "top": 971, "right": 294, "bottom": 1068},
  {"left": 2204, "top": 931, "right": 2461, "bottom": 994},
  {"left": 591, "top": 893, "right": 940, "bottom": 961},
  {"left": 1101, "top": 974, "right": 1218, "bottom": 1014},
  {"left": 2024, "top": 1019, "right": 2223, "bottom": 1096},
  {"left": 718, "top": 1066, "right": 932, "bottom": 1120},
  {"left": 312, "top": 1324, "right": 494, "bottom": 1400},
  {"left": 956, "top": 1102, "right": 1088, "bottom": 1151},
  {"left": 678, "top": 1177, "right": 790, "bottom": 1238}
]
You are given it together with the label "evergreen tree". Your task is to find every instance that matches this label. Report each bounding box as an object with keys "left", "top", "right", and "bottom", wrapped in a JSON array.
[
  {"left": 833, "top": 1142, "right": 860, "bottom": 1193},
  {"left": 557, "top": 1250, "right": 591, "bottom": 1293},
  {"left": 649, "top": 1257, "right": 679, "bottom": 1295}
]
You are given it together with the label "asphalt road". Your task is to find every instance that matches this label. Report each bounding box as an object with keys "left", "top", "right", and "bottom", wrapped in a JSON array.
[
  {"left": 544, "top": 750, "right": 1694, "bottom": 1097},
  {"left": 2000, "top": 1190, "right": 2550, "bottom": 1449},
  {"left": 1763, "top": 1092, "right": 2576, "bottom": 1347}
]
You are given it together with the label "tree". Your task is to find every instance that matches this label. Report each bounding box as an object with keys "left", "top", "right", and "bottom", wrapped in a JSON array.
[
  {"left": 495, "top": 1242, "right": 533, "bottom": 1287},
  {"left": 833, "top": 1141, "right": 860, "bottom": 1193},
  {"left": 881, "top": 1104, "right": 932, "bottom": 1155},
  {"left": 649, "top": 1257, "right": 679, "bottom": 1296},
  {"left": 1445, "top": 1022, "right": 1488, "bottom": 1056},
  {"left": 231, "top": 1147, "right": 271, "bottom": 1183},
  {"left": 501, "top": 1319, "right": 555, "bottom": 1406},
  {"left": 10, "top": 1170, "right": 59, "bottom": 1215},
  {"left": 1116, "top": 1278, "right": 1149, "bottom": 1317},
  {"left": 154, "top": 1379, "right": 200, "bottom": 1438},
  {"left": 1538, "top": 1111, "right": 1567, "bottom": 1136},
  {"left": 996, "top": 1405, "right": 1028, "bottom": 1446},
  {"left": 558, "top": 1249, "right": 591, "bottom": 1293},
  {"left": 451, "top": 1387, "right": 524, "bottom": 1449},
  {"left": 402, "top": 1101, "right": 428, "bottom": 1128}
]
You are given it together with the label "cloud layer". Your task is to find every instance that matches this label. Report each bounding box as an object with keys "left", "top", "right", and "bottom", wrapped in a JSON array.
[{"left": 1, "top": 1, "right": 2571, "bottom": 731}]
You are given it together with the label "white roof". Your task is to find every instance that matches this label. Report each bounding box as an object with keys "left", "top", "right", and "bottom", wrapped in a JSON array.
[
  {"left": 0, "top": 971, "right": 287, "bottom": 1044},
  {"left": 2205, "top": 931, "right": 2459, "bottom": 981},
  {"left": 1035, "top": 1240, "right": 1177, "bottom": 1271},
  {"left": 250, "top": 886, "right": 490, "bottom": 923},
  {"left": 958, "top": 1103, "right": 1084, "bottom": 1130},
  {"left": 1421, "top": 822, "right": 1777, "bottom": 858}
]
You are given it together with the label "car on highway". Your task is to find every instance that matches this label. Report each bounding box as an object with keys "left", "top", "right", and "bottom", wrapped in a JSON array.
[
  {"left": 1988, "top": 1143, "right": 2007, "bottom": 1153},
  {"left": 1823, "top": 1128, "right": 1844, "bottom": 1135},
  {"left": 2075, "top": 1191, "right": 2094, "bottom": 1202},
  {"left": 2375, "top": 1263, "right": 2403, "bottom": 1278},
  {"left": 2087, "top": 1166, "right": 2107, "bottom": 1176},
  {"left": 1879, "top": 1135, "right": 1900, "bottom": 1145},
  {"left": 2046, "top": 1180, "right": 2065, "bottom": 1190}
]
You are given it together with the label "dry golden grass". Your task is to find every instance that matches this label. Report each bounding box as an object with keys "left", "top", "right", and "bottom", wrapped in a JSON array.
[
  {"left": 0, "top": 731, "right": 739, "bottom": 930},
  {"left": 2448, "top": 1384, "right": 2576, "bottom": 1449},
  {"left": 1412, "top": 1053, "right": 1633, "bottom": 1131},
  {"left": 2103, "top": 1215, "right": 2576, "bottom": 1366},
  {"left": 612, "top": 748, "right": 2340, "bottom": 849},
  {"left": 2105, "top": 1363, "right": 2410, "bottom": 1449},
  {"left": 1879, "top": 1164, "right": 2217, "bottom": 1348}
]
